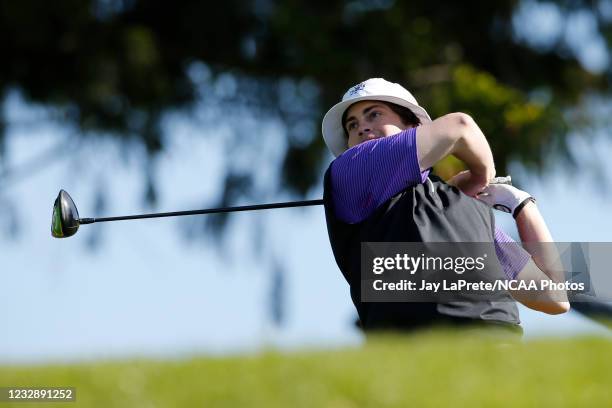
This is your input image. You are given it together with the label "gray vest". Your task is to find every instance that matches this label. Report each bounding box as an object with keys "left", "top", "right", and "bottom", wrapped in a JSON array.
[{"left": 323, "top": 166, "right": 521, "bottom": 333}]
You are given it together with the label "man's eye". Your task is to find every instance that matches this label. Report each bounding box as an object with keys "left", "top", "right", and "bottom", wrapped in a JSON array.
[
  {"left": 369, "top": 111, "right": 381, "bottom": 119},
  {"left": 347, "top": 122, "right": 357, "bottom": 131}
]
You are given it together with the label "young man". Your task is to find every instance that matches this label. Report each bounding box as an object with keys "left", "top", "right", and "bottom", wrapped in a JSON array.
[{"left": 321, "top": 78, "right": 568, "bottom": 333}]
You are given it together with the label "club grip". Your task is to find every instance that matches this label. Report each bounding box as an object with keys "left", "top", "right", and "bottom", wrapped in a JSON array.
[{"left": 490, "top": 176, "right": 512, "bottom": 185}]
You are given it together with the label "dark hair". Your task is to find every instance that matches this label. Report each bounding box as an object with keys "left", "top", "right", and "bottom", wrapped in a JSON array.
[{"left": 341, "top": 101, "right": 421, "bottom": 138}]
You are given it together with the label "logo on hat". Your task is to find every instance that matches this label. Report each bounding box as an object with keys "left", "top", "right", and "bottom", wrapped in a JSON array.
[{"left": 347, "top": 82, "right": 366, "bottom": 97}]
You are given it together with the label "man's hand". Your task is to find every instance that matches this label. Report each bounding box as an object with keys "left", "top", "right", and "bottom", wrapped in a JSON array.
[
  {"left": 446, "top": 170, "right": 494, "bottom": 198},
  {"left": 476, "top": 183, "right": 534, "bottom": 217}
]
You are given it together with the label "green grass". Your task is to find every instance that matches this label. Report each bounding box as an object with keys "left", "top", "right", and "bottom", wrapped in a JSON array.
[{"left": 1, "top": 330, "right": 611, "bottom": 407}]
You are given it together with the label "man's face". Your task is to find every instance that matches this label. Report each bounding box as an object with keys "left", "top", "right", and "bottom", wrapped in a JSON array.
[{"left": 344, "top": 101, "right": 412, "bottom": 149}]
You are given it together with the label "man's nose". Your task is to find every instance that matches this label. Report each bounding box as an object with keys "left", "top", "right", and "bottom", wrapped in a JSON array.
[{"left": 358, "top": 125, "right": 371, "bottom": 136}]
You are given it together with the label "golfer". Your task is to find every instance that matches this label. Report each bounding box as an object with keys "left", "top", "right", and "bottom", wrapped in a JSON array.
[{"left": 321, "top": 78, "right": 569, "bottom": 333}]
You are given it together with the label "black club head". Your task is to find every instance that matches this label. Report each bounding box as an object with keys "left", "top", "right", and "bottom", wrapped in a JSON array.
[{"left": 51, "top": 190, "right": 80, "bottom": 238}]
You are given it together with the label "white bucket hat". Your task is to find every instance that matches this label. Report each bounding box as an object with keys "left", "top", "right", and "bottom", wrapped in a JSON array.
[{"left": 321, "top": 78, "right": 432, "bottom": 157}]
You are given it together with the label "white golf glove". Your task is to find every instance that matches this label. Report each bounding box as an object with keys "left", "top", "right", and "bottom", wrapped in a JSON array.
[{"left": 477, "top": 183, "right": 535, "bottom": 218}]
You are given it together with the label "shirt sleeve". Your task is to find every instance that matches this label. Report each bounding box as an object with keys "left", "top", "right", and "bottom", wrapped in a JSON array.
[
  {"left": 330, "top": 127, "right": 430, "bottom": 224},
  {"left": 494, "top": 227, "right": 532, "bottom": 280}
]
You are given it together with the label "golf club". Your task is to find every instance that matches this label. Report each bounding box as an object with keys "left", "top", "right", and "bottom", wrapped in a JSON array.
[
  {"left": 51, "top": 190, "right": 324, "bottom": 238},
  {"left": 51, "top": 176, "right": 512, "bottom": 238}
]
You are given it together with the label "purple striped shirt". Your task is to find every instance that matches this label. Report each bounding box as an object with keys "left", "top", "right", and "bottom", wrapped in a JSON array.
[{"left": 330, "top": 127, "right": 529, "bottom": 280}]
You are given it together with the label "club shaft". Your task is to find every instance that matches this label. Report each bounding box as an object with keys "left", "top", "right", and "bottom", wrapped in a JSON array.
[{"left": 79, "top": 199, "right": 324, "bottom": 224}]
